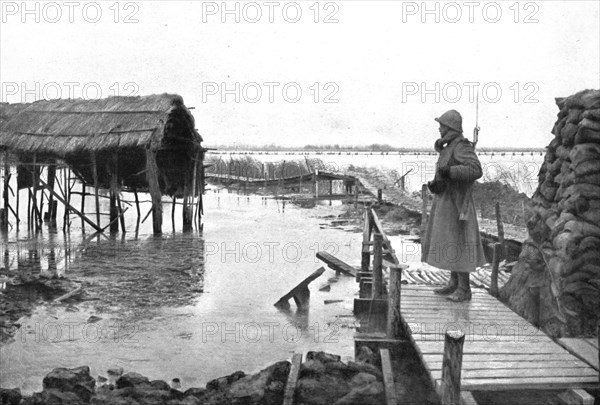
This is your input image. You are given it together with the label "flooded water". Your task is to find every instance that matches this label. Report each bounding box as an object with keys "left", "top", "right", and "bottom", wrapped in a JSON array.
[
  {"left": 207, "top": 151, "right": 544, "bottom": 195},
  {"left": 0, "top": 190, "right": 374, "bottom": 394}
]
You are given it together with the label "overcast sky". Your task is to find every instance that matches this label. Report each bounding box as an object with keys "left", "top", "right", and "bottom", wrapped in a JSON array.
[{"left": 1, "top": 0, "right": 599, "bottom": 148}]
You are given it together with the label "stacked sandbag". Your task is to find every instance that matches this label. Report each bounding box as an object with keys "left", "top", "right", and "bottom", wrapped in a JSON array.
[{"left": 502, "top": 89, "right": 600, "bottom": 336}]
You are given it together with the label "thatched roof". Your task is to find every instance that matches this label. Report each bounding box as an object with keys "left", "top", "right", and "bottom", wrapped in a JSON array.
[{"left": 0, "top": 94, "right": 202, "bottom": 156}]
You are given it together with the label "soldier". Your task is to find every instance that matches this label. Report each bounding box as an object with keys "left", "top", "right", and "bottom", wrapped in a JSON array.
[{"left": 422, "top": 110, "right": 486, "bottom": 302}]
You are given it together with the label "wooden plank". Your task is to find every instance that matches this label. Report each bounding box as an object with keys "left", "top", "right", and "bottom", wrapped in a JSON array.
[
  {"left": 380, "top": 348, "right": 398, "bottom": 405},
  {"left": 370, "top": 208, "right": 400, "bottom": 264},
  {"left": 316, "top": 251, "right": 356, "bottom": 277},
  {"left": 436, "top": 376, "right": 600, "bottom": 391},
  {"left": 431, "top": 367, "right": 598, "bottom": 380},
  {"left": 427, "top": 360, "right": 591, "bottom": 370},
  {"left": 418, "top": 342, "right": 566, "bottom": 354},
  {"left": 558, "top": 338, "right": 600, "bottom": 370},
  {"left": 274, "top": 267, "right": 325, "bottom": 309},
  {"left": 423, "top": 353, "right": 580, "bottom": 363},
  {"left": 283, "top": 352, "right": 302, "bottom": 405},
  {"left": 558, "top": 389, "right": 595, "bottom": 405}
]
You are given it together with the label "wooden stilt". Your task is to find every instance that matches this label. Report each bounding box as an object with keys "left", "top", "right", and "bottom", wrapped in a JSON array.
[
  {"left": 134, "top": 189, "right": 141, "bottom": 221},
  {"left": 109, "top": 158, "right": 119, "bottom": 234},
  {"left": 440, "top": 331, "right": 465, "bottom": 405},
  {"left": 15, "top": 172, "right": 19, "bottom": 232},
  {"left": 31, "top": 155, "right": 41, "bottom": 231},
  {"left": 1, "top": 158, "right": 8, "bottom": 231},
  {"left": 373, "top": 233, "right": 383, "bottom": 299},
  {"left": 80, "top": 182, "right": 86, "bottom": 232},
  {"left": 361, "top": 210, "right": 373, "bottom": 276},
  {"left": 191, "top": 154, "right": 198, "bottom": 230},
  {"left": 172, "top": 196, "right": 176, "bottom": 232},
  {"left": 116, "top": 193, "right": 126, "bottom": 233},
  {"left": 62, "top": 169, "right": 68, "bottom": 231},
  {"left": 314, "top": 169, "right": 319, "bottom": 199},
  {"left": 495, "top": 201, "right": 505, "bottom": 258},
  {"left": 146, "top": 149, "right": 162, "bottom": 235},
  {"left": 354, "top": 179, "right": 359, "bottom": 208},
  {"left": 421, "top": 184, "right": 428, "bottom": 259},
  {"left": 183, "top": 172, "right": 193, "bottom": 232},
  {"left": 91, "top": 153, "right": 101, "bottom": 228},
  {"left": 47, "top": 163, "right": 57, "bottom": 225}
]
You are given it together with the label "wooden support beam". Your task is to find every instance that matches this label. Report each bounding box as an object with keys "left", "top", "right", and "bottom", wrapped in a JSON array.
[
  {"left": 134, "top": 189, "right": 141, "bottom": 221},
  {"left": 359, "top": 279, "right": 373, "bottom": 298},
  {"left": 373, "top": 233, "right": 383, "bottom": 299},
  {"left": 283, "top": 353, "right": 302, "bottom": 405},
  {"left": 360, "top": 210, "right": 373, "bottom": 278},
  {"left": 116, "top": 194, "right": 126, "bottom": 233},
  {"left": 109, "top": 156, "right": 119, "bottom": 234},
  {"left": 37, "top": 177, "right": 103, "bottom": 233},
  {"left": 353, "top": 298, "right": 387, "bottom": 315},
  {"left": 495, "top": 201, "right": 505, "bottom": 257},
  {"left": 80, "top": 182, "right": 86, "bottom": 231},
  {"left": 387, "top": 266, "right": 403, "bottom": 339},
  {"left": 490, "top": 243, "right": 501, "bottom": 297},
  {"left": 380, "top": 348, "right": 398, "bottom": 405},
  {"left": 354, "top": 178, "right": 359, "bottom": 208},
  {"left": 274, "top": 267, "right": 325, "bottom": 310},
  {"left": 146, "top": 149, "right": 163, "bottom": 235},
  {"left": 439, "top": 330, "right": 465, "bottom": 405},
  {"left": 47, "top": 163, "right": 57, "bottom": 223}
]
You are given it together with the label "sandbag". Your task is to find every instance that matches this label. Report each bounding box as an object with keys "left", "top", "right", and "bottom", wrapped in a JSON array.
[
  {"left": 564, "top": 184, "right": 600, "bottom": 200},
  {"left": 561, "top": 123, "right": 578, "bottom": 146},
  {"left": 574, "top": 159, "right": 600, "bottom": 177},
  {"left": 569, "top": 142, "right": 600, "bottom": 163},
  {"left": 564, "top": 219, "right": 600, "bottom": 239},
  {"left": 583, "top": 108, "right": 600, "bottom": 121},
  {"left": 580, "top": 209, "right": 600, "bottom": 224},
  {"left": 574, "top": 126, "right": 600, "bottom": 144}
]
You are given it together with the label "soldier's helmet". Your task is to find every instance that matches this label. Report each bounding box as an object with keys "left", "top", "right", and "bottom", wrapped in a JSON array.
[{"left": 435, "top": 110, "right": 463, "bottom": 133}]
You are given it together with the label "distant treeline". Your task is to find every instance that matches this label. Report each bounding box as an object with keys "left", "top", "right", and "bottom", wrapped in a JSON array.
[{"left": 206, "top": 143, "right": 545, "bottom": 153}]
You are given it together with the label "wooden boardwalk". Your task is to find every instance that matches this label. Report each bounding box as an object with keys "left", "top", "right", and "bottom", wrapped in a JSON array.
[{"left": 401, "top": 285, "right": 599, "bottom": 392}]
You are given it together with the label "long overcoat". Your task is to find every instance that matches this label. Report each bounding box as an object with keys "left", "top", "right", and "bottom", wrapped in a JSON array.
[{"left": 422, "top": 133, "right": 487, "bottom": 272}]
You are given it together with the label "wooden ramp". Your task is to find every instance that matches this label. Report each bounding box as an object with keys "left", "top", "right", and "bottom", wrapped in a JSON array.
[{"left": 401, "top": 285, "right": 599, "bottom": 392}]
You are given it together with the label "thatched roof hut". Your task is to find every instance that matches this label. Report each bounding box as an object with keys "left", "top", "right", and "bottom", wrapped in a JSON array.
[{"left": 0, "top": 94, "right": 203, "bottom": 196}]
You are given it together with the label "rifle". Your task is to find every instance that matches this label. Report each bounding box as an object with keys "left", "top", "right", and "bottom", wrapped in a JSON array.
[{"left": 473, "top": 93, "right": 480, "bottom": 148}]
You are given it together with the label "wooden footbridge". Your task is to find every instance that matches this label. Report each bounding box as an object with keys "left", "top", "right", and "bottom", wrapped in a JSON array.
[{"left": 277, "top": 208, "right": 599, "bottom": 405}]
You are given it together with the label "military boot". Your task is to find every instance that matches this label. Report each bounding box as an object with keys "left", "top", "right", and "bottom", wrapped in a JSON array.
[
  {"left": 433, "top": 271, "right": 458, "bottom": 295},
  {"left": 447, "top": 272, "right": 472, "bottom": 302}
]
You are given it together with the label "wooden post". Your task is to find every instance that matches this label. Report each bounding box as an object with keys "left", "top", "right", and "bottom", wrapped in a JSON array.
[
  {"left": 31, "top": 155, "right": 41, "bottom": 231},
  {"left": 530, "top": 286, "right": 541, "bottom": 328},
  {"left": 314, "top": 169, "right": 319, "bottom": 199},
  {"left": 146, "top": 149, "right": 162, "bottom": 235},
  {"left": 134, "top": 189, "right": 141, "bottom": 221},
  {"left": 354, "top": 179, "right": 359, "bottom": 208},
  {"left": 90, "top": 153, "right": 100, "bottom": 228},
  {"left": 172, "top": 196, "right": 176, "bottom": 232},
  {"left": 15, "top": 172, "right": 19, "bottom": 232},
  {"left": 420, "top": 184, "right": 428, "bottom": 247},
  {"left": 116, "top": 194, "right": 126, "bottom": 233},
  {"left": 1, "top": 160, "right": 8, "bottom": 232},
  {"left": 495, "top": 202, "right": 505, "bottom": 258},
  {"left": 386, "top": 266, "right": 403, "bottom": 339},
  {"left": 490, "top": 243, "right": 501, "bottom": 297},
  {"left": 80, "top": 182, "right": 86, "bottom": 231},
  {"left": 328, "top": 180, "right": 333, "bottom": 196},
  {"left": 109, "top": 159, "right": 119, "bottom": 234},
  {"left": 400, "top": 176, "right": 405, "bottom": 191},
  {"left": 440, "top": 330, "right": 465, "bottom": 405},
  {"left": 377, "top": 188, "right": 383, "bottom": 204},
  {"left": 361, "top": 210, "right": 372, "bottom": 274},
  {"left": 183, "top": 174, "right": 193, "bottom": 232},
  {"left": 373, "top": 233, "right": 383, "bottom": 299},
  {"left": 46, "top": 163, "right": 57, "bottom": 224}
]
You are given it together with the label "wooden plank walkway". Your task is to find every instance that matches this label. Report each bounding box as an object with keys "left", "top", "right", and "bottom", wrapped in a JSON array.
[
  {"left": 401, "top": 285, "right": 599, "bottom": 391},
  {"left": 558, "top": 338, "right": 599, "bottom": 370}
]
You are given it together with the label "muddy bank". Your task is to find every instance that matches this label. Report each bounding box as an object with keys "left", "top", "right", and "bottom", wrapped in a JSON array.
[
  {"left": 0, "top": 349, "right": 437, "bottom": 405},
  {"left": 0, "top": 273, "right": 79, "bottom": 344}
]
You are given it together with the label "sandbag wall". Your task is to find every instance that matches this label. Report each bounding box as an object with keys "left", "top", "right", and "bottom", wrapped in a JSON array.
[{"left": 501, "top": 89, "right": 600, "bottom": 337}]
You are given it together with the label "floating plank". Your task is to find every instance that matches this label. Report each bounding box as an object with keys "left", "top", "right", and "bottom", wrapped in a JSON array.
[
  {"left": 316, "top": 251, "right": 357, "bottom": 277},
  {"left": 283, "top": 352, "right": 302, "bottom": 405},
  {"left": 380, "top": 348, "right": 398, "bottom": 405},
  {"left": 274, "top": 267, "right": 325, "bottom": 310},
  {"left": 558, "top": 338, "right": 599, "bottom": 370}
]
